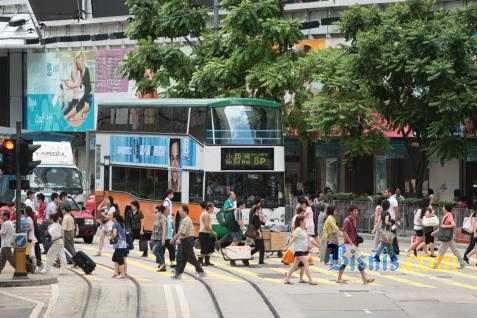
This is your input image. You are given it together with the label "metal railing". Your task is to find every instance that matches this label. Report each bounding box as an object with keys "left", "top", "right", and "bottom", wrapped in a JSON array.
[{"left": 285, "top": 201, "right": 475, "bottom": 236}]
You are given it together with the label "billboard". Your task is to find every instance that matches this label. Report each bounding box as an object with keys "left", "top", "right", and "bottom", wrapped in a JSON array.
[
  {"left": 109, "top": 135, "right": 198, "bottom": 169},
  {"left": 27, "top": 49, "right": 131, "bottom": 132}
]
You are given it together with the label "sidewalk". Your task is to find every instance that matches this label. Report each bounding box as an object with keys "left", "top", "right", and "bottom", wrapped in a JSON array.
[{"left": 0, "top": 267, "right": 58, "bottom": 287}]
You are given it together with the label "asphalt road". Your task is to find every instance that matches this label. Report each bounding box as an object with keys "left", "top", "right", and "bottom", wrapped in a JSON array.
[{"left": 1, "top": 237, "right": 476, "bottom": 318}]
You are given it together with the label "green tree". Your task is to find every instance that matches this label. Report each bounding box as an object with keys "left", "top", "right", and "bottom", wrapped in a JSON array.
[
  {"left": 309, "top": 0, "right": 477, "bottom": 195},
  {"left": 122, "top": 0, "right": 315, "bottom": 134}
]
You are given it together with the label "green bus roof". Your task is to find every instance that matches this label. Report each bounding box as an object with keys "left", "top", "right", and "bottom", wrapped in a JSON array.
[{"left": 97, "top": 98, "right": 281, "bottom": 109}]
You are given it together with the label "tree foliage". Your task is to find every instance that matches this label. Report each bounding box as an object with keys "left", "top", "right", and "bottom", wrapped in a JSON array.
[
  {"left": 307, "top": 0, "right": 477, "bottom": 194},
  {"left": 122, "top": 0, "right": 315, "bottom": 133}
]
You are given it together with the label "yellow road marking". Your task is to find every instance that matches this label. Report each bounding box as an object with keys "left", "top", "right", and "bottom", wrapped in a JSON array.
[{"left": 271, "top": 268, "right": 335, "bottom": 285}]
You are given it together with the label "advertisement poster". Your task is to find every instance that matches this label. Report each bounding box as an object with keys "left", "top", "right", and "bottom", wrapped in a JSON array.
[
  {"left": 27, "top": 49, "right": 132, "bottom": 132},
  {"left": 110, "top": 135, "right": 197, "bottom": 171},
  {"left": 27, "top": 51, "right": 96, "bottom": 132}
]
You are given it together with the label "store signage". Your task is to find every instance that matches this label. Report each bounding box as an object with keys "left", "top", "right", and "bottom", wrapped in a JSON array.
[{"left": 221, "top": 148, "right": 274, "bottom": 170}]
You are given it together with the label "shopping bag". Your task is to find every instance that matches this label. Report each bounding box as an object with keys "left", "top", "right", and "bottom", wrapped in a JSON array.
[
  {"left": 462, "top": 217, "right": 473, "bottom": 234},
  {"left": 281, "top": 249, "right": 295, "bottom": 265}
]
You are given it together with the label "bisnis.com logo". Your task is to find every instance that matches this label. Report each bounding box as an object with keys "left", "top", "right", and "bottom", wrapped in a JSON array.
[{"left": 327, "top": 246, "right": 460, "bottom": 272}]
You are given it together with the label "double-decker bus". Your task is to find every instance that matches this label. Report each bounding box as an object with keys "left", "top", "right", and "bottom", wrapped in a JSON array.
[{"left": 94, "top": 98, "right": 285, "bottom": 231}]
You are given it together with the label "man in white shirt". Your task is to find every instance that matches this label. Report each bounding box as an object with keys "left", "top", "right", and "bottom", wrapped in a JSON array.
[
  {"left": 24, "top": 190, "right": 36, "bottom": 210},
  {"left": 45, "top": 193, "right": 60, "bottom": 222},
  {"left": 0, "top": 211, "right": 16, "bottom": 273}
]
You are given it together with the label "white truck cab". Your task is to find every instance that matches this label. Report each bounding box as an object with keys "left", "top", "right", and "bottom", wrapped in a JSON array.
[{"left": 29, "top": 141, "right": 85, "bottom": 204}]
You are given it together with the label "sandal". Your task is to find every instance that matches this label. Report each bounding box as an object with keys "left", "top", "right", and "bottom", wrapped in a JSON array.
[
  {"left": 308, "top": 281, "right": 318, "bottom": 285},
  {"left": 284, "top": 280, "right": 293, "bottom": 285},
  {"left": 112, "top": 273, "right": 118, "bottom": 278},
  {"left": 299, "top": 279, "right": 307, "bottom": 283},
  {"left": 336, "top": 279, "right": 348, "bottom": 284}
]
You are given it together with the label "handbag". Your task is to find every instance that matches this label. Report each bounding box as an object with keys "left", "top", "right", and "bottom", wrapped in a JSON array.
[
  {"left": 281, "top": 249, "right": 295, "bottom": 265},
  {"left": 422, "top": 216, "right": 439, "bottom": 227},
  {"left": 437, "top": 228, "right": 453, "bottom": 242},
  {"left": 110, "top": 235, "right": 119, "bottom": 245},
  {"left": 245, "top": 225, "right": 259, "bottom": 240}
]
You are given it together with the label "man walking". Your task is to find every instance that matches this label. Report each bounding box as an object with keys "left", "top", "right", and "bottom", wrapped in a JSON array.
[
  {"left": 337, "top": 206, "right": 374, "bottom": 284},
  {"left": 62, "top": 204, "right": 77, "bottom": 261},
  {"left": 0, "top": 211, "right": 15, "bottom": 273},
  {"left": 385, "top": 188, "right": 400, "bottom": 255}
]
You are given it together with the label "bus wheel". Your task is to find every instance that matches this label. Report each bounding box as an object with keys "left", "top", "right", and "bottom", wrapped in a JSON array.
[{"left": 83, "top": 236, "right": 94, "bottom": 244}]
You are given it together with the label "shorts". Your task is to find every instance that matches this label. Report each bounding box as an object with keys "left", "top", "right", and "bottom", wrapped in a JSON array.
[
  {"left": 294, "top": 251, "right": 309, "bottom": 257},
  {"left": 424, "top": 228, "right": 434, "bottom": 244},
  {"left": 415, "top": 229, "right": 424, "bottom": 237},
  {"left": 112, "top": 248, "right": 128, "bottom": 265}
]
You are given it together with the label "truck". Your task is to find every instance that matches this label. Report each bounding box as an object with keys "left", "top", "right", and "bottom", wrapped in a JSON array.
[{"left": 29, "top": 141, "right": 85, "bottom": 204}]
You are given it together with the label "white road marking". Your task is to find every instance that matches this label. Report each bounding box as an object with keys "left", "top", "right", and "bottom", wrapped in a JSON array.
[
  {"left": 175, "top": 285, "right": 190, "bottom": 318},
  {"left": 164, "top": 285, "right": 177, "bottom": 318},
  {"left": 0, "top": 289, "right": 45, "bottom": 318},
  {"left": 344, "top": 292, "right": 352, "bottom": 297},
  {"left": 363, "top": 308, "right": 373, "bottom": 314},
  {"left": 43, "top": 284, "right": 59, "bottom": 318}
]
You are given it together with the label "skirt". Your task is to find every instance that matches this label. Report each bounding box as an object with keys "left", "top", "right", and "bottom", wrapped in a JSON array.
[{"left": 199, "top": 232, "right": 215, "bottom": 255}]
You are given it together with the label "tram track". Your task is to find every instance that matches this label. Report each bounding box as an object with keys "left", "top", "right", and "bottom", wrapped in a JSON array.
[
  {"left": 126, "top": 253, "right": 280, "bottom": 318},
  {"left": 69, "top": 261, "right": 142, "bottom": 318},
  {"left": 68, "top": 268, "right": 93, "bottom": 318}
]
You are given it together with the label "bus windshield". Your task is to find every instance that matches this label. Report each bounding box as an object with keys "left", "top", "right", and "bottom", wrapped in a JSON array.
[
  {"left": 31, "top": 167, "right": 83, "bottom": 193},
  {"left": 209, "top": 105, "right": 282, "bottom": 145}
]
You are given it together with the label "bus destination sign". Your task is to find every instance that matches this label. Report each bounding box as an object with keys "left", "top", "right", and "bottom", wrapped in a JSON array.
[{"left": 221, "top": 148, "right": 274, "bottom": 170}]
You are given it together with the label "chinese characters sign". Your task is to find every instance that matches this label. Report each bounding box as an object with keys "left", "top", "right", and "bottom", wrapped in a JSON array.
[{"left": 221, "top": 148, "right": 274, "bottom": 171}]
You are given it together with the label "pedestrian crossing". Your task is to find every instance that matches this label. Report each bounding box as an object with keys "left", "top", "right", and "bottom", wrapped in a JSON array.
[
  {"left": 163, "top": 284, "right": 190, "bottom": 318},
  {"left": 76, "top": 242, "right": 477, "bottom": 294}
]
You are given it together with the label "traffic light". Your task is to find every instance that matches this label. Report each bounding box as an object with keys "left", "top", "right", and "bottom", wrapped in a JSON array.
[
  {"left": 19, "top": 138, "right": 41, "bottom": 175},
  {"left": 0, "top": 137, "right": 41, "bottom": 175},
  {"left": 0, "top": 138, "right": 16, "bottom": 175}
]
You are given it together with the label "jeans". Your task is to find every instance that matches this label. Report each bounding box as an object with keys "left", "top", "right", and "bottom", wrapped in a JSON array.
[
  {"left": 151, "top": 240, "right": 165, "bottom": 266},
  {"left": 374, "top": 242, "right": 397, "bottom": 263},
  {"left": 464, "top": 235, "right": 476, "bottom": 259},
  {"left": 175, "top": 237, "right": 203, "bottom": 276},
  {"left": 162, "top": 239, "right": 176, "bottom": 263}
]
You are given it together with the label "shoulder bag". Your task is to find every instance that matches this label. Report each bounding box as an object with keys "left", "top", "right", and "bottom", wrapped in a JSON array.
[
  {"left": 437, "top": 214, "right": 454, "bottom": 242},
  {"left": 422, "top": 216, "right": 439, "bottom": 227},
  {"left": 245, "top": 224, "right": 258, "bottom": 240}
]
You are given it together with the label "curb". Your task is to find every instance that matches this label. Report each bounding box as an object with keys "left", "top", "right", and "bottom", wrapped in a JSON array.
[{"left": 0, "top": 276, "right": 58, "bottom": 288}]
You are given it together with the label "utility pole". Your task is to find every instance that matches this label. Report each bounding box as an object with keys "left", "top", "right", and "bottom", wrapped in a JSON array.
[{"left": 213, "top": 0, "right": 219, "bottom": 30}]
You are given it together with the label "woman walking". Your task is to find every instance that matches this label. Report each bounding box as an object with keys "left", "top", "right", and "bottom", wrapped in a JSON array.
[
  {"left": 40, "top": 211, "right": 67, "bottom": 275},
  {"left": 96, "top": 196, "right": 116, "bottom": 256},
  {"left": 111, "top": 211, "right": 128, "bottom": 278},
  {"left": 250, "top": 205, "right": 266, "bottom": 265},
  {"left": 151, "top": 205, "right": 167, "bottom": 272},
  {"left": 163, "top": 205, "right": 176, "bottom": 268},
  {"left": 284, "top": 215, "right": 319, "bottom": 285},
  {"left": 421, "top": 207, "right": 437, "bottom": 257},
  {"left": 198, "top": 202, "right": 216, "bottom": 266},
  {"left": 406, "top": 199, "right": 428, "bottom": 256},
  {"left": 433, "top": 204, "right": 465, "bottom": 270},
  {"left": 25, "top": 207, "right": 38, "bottom": 272},
  {"left": 322, "top": 206, "right": 340, "bottom": 266},
  {"left": 173, "top": 205, "right": 205, "bottom": 279}
]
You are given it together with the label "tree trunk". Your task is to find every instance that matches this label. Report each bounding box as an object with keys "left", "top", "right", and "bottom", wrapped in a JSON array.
[{"left": 407, "top": 141, "right": 429, "bottom": 197}]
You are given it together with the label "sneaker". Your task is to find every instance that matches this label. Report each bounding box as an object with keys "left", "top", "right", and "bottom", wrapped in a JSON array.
[
  {"left": 39, "top": 267, "right": 48, "bottom": 274},
  {"left": 171, "top": 274, "right": 182, "bottom": 280},
  {"left": 157, "top": 265, "right": 167, "bottom": 272},
  {"left": 463, "top": 256, "right": 470, "bottom": 265},
  {"left": 170, "top": 262, "right": 176, "bottom": 268}
]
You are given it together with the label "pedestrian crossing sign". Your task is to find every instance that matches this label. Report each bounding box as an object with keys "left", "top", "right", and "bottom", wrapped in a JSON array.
[{"left": 14, "top": 233, "right": 27, "bottom": 248}]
